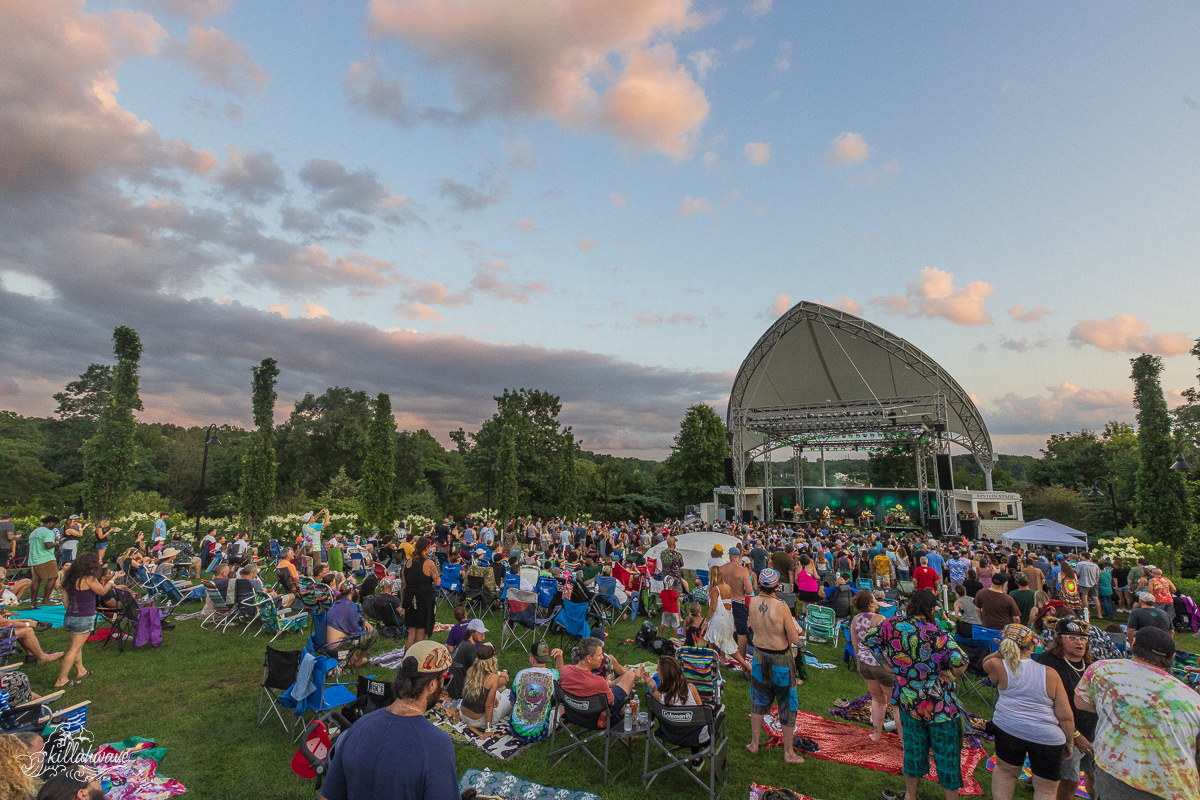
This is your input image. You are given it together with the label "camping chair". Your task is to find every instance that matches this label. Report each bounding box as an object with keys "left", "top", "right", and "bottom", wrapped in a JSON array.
[
  {"left": 954, "top": 627, "right": 1000, "bottom": 707},
  {"left": 462, "top": 574, "right": 494, "bottom": 620},
  {"left": 520, "top": 566, "right": 540, "bottom": 591},
  {"left": 642, "top": 695, "right": 727, "bottom": 800},
  {"left": 436, "top": 563, "right": 463, "bottom": 611},
  {"left": 775, "top": 591, "right": 797, "bottom": 612},
  {"left": 805, "top": 604, "right": 837, "bottom": 646},
  {"left": 0, "top": 688, "right": 64, "bottom": 734},
  {"left": 677, "top": 646, "right": 723, "bottom": 706},
  {"left": 857, "top": 578, "right": 874, "bottom": 592},
  {"left": 1172, "top": 650, "right": 1199, "bottom": 688},
  {"left": 373, "top": 562, "right": 387, "bottom": 582},
  {"left": 348, "top": 551, "right": 367, "bottom": 578},
  {"left": 501, "top": 589, "right": 538, "bottom": 652},
  {"left": 695, "top": 570, "right": 709, "bottom": 588},
  {"left": 0, "top": 627, "right": 21, "bottom": 667},
  {"left": 535, "top": 576, "right": 560, "bottom": 628},
  {"left": 552, "top": 598, "right": 593, "bottom": 646},
  {"left": 254, "top": 592, "right": 308, "bottom": 642},
  {"left": 44, "top": 700, "right": 90, "bottom": 737},
  {"left": 229, "top": 578, "right": 264, "bottom": 635},
  {"left": 500, "top": 573, "right": 521, "bottom": 602},
  {"left": 97, "top": 589, "right": 141, "bottom": 653},
  {"left": 260, "top": 645, "right": 303, "bottom": 733},
  {"left": 144, "top": 572, "right": 193, "bottom": 609},
  {"left": 282, "top": 650, "right": 357, "bottom": 741},
  {"left": 269, "top": 540, "right": 281, "bottom": 565},
  {"left": 201, "top": 580, "right": 238, "bottom": 630},
  {"left": 592, "top": 576, "right": 628, "bottom": 626},
  {"left": 547, "top": 684, "right": 617, "bottom": 783}
]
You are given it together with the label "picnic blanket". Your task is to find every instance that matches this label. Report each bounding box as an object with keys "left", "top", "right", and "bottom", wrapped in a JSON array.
[
  {"left": 829, "top": 695, "right": 992, "bottom": 750},
  {"left": 14, "top": 605, "right": 66, "bottom": 628},
  {"left": 430, "top": 704, "right": 535, "bottom": 761},
  {"left": 95, "top": 737, "right": 186, "bottom": 800},
  {"left": 761, "top": 709, "right": 985, "bottom": 795},
  {"left": 750, "top": 783, "right": 818, "bottom": 800},
  {"left": 368, "top": 647, "right": 407, "bottom": 669},
  {"left": 460, "top": 768, "right": 603, "bottom": 800},
  {"left": 986, "top": 755, "right": 1090, "bottom": 798}
]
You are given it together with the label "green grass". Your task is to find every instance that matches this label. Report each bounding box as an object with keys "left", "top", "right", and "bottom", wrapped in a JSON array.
[{"left": 19, "top": 598, "right": 1200, "bottom": 800}]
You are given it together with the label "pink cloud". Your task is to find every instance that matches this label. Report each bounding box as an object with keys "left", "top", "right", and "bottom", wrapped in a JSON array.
[
  {"left": 1008, "top": 303, "right": 1050, "bottom": 323},
  {"left": 578, "top": 238, "right": 598, "bottom": 251},
  {"left": 985, "top": 382, "right": 1135, "bottom": 435},
  {"left": 633, "top": 311, "right": 703, "bottom": 327},
  {"left": 141, "top": 0, "right": 232, "bottom": 20},
  {"left": 769, "top": 293, "right": 792, "bottom": 316},
  {"left": 468, "top": 261, "right": 552, "bottom": 304},
  {"left": 267, "top": 304, "right": 289, "bottom": 318},
  {"left": 162, "top": 25, "right": 269, "bottom": 98},
  {"left": 674, "top": 195, "right": 712, "bottom": 216},
  {"left": 398, "top": 277, "right": 472, "bottom": 308},
  {"left": 510, "top": 218, "right": 542, "bottom": 233},
  {"left": 366, "top": 0, "right": 713, "bottom": 159},
  {"left": 610, "top": 192, "right": 626, "bottom": 209},
  {"left": 816, "top": 296, "right": 862, "bottom": 315},
  {"left": 1068, "top": 314, "right": 1192, "bottom": 356},
  {"left": 303, "top": 300, "right": 330, "bottom": 319},
  {"left": 395, "top": 301, "right": 443, "bottom": 321},
  {"left": 744, "top": 142, "right": 770, "bottom": 165},
  {"left": 824, "top": 132, "right": 870, "bottom": 167},
  {"left": 868, "top": 267, "right": 994, "bottom": 326}
]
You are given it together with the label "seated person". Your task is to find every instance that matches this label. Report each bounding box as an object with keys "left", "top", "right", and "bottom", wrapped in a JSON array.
[
  {"left": 167, "top": 535, "right": 203, "bottom": 576},
  {"left": 445, "top": 606, "right": 470, "bottom": 653},
  {"left": 447, "top": 620, "right": 487, "bottom": 700},
  {"left": 325, "top": 585, "right": 376, "bottom": 668},
  {"left": 235, "top": 564, "right": 294, "bottom": 610},
  {"left": 458, "top": 643, "right": 511, "bottom": 734},
  {"left": 465, "top": 550, "right": 497, "bottom": 604},
  {"left": 357, "top": 569, "right": 379, "bottom": 600},
  {"left": 597, "top": 566, "right": 629, "bottom": 605},
  {"left": 509, "top": 642, "right": 566, "bottom": 742},
  {"left": 0, "top": 567, "right": 32, "bottom": 606},
  {"left": 585, "top": 628, "right": 626, "bottom": 679},
  {"left": 370, "top": 578, "right": 404, "bottom": 627},
  {"left": 559, "top": 636, "right": 647, "bottom": 728},
  {"left": 0, "top": 609, "right": 63, "bottom": 664},
  {"left": 648, "top": 654, "right": 708, "bottom": 767},
  {"left": 276, "top": 548, "right": 300, "bottom": 593}
]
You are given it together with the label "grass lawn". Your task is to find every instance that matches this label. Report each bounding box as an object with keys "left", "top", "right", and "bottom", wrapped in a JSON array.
[{"left": 19, "top": 595, "right": 1200, "bottom": 800}]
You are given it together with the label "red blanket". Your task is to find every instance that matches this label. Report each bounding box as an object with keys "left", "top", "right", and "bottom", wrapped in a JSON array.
[{"left": 762, "top": 710, "right": 985, "bottom": 796}]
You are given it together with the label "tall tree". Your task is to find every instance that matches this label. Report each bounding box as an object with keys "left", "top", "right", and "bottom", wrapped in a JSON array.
[
  {"left": 239, "top": 358, "right": 279, "bottom": 540},
  {"left": 1131, "top": 354, "right": 1192, "bottom": 574},
  {"left": 659, "top": 405, "right": 728, "bottom": 505},
  {"left": 275, "top": 387, "right": 371, "bottom": 496},
  {"left": 559, "top": 432, "right": 578, "bottom": 520},
  {"left": 82, "top": 327, "right": 143, "bottom": 517},
  {"left": 53, "top": 364, "right": 118, "bottom": 421},
  {"left": 359, "top": 393, "right": 397, "bottom": 531},
  {"left": 495, "top": 423, "right": 518, "bottom": 523}
]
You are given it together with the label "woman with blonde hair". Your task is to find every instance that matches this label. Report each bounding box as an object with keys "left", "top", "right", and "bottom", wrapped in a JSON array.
[
  {"left": 0, "top": 733, "right": 42, "bottom": 799},
  {"left": 458, "top": 643, "right": 511, "bottom": 735},
  {"left": 701, "top": 565, "right": 751, "bottom": 673},
  {"left": 983, "top": 624, "right": 1076, "bottom": 800}
]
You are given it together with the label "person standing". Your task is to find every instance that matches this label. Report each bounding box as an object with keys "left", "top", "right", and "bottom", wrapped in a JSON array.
[
  {"left": 302, "top": 509, "right": 330, "bottom": 563},
  {"left": 1075, "top": 554, "right": 1102, "bottom": 622},
  {"left": 850, "top": 590, "right": 899, "bottom": 743},
  {"left": 152, "top": 511, "right": 169, "bottom": 552},
  {"left": 746, "top": 569, "right": 803, "bottom": 765},
  {"left": 700, "top": 565, "right": 751, "bottom": 673},
  {"left": 1010, "top": 573, "right": 1037, "bottom": 625},
  {"left": 27, "top": 516, "right": 60, "bottom": 609},
  {"left": 55, "top": 552, "right": 120, "bottom": 688},
  {"left": 722, "top": 547, "right": 754, "bottom": 662},
  {"left": 0, "top": 512, "right": 15, "bottom": 569},
  {"left": 913, "top": 557, "right": 939, "bottom": 593},
  {"left": 1037, "top": 618, "right": 1098, "bottom": 800},
  {"left": 319, "top": 640, "right": 459, "bottom": 800},
  {"left": 1075, "top": 627, "right": 1200, "bottom": 800},
  {"left": 402, "top": 537, "right": 441, "bottom": 650},
  {"left": 864, "top": 590, "right": 969, "bottom": 800},
  {"left": 659, "top": 536, "right": 686, "bottom": 593},
  {"left": 1022, "top": 557, "right": 1046, "bottom": 594},
  {"left": 92, "top": 516, "right": 111, "bottom": 563},
  {"left": 975, "top": 573, "right": 1021, "bottom": 630}
]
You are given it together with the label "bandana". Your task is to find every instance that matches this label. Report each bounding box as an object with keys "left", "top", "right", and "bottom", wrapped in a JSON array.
[{"left": 1002, "top": 623, "right": 1037, "bottom": 649}]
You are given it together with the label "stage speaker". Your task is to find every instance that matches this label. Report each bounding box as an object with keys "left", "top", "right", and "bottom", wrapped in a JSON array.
[
  {"left": 935, "top": 454, "right": 954, "bottom": 489},
  {"left": 962, "top": 519, "right": 978, "bottom": 541},
  {"left": 724, "top": 457, "right": 735, "bottom": 485},
  {"left": 741, "top": 509, "right": 754, "bottom": 523},
  {"left": 927, "top": 519, "right": 942, "bottom": 536}
]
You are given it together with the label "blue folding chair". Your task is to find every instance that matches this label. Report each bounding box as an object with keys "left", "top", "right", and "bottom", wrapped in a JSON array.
[
  {"left": 349, "top": 551, "right": 366, "bottom": 578},
  {"left": 552, "top": 598, "right": 592, "bottom": 646},
  {"left": 695, "top": 570, "right": 709, "bottom": 587},
  {"left": 501, "top": 573, "right": 521, "bottom": 602},
  {"left": 269, "top": 540, "right": 281, "bottom": 564},
  {"left": 436, "top": 563, "right": 463, "bottom": 610},
  {"left": 857, "top": 578, "right": 874, "bottom": 592},
  {"left": 591, "top": 575, "right": 627, "bottom": 626},
  {"left": 501, "top": 589, "right": 537, "bottom": 651},
  {"left": 281, "top": 650, "right": 356, "bottom": 741}
]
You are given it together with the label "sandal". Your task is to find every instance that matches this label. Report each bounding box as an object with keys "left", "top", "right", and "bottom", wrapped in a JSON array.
[
  {"left": 33, "top": 621, "right": 52, "bottom": 633},
  {"left": 54, "top": 680, "right": 81, "bottom": 688},
  {"left": 78, "top": 670, "right": 94, "bottom": 679}
]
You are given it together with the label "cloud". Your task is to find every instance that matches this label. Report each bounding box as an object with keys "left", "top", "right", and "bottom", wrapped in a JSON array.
[
  {"left": 674, "top": 195, "right": 712, "bottom": 216},
  {"left": 633, "top": 311, "right": 703, "bottom": 327},
  {"left": 437, "top": 172, "right": 509, "bottom": 212},
  {"left": 297, "top": 158, "right": 417, "bottom": 227},
  {"left": 162, "top": 25, "right": 269, "bottom": 98},
  {"left": 744, "top": 142, "right": 770, "bottom": 165},
  {"left": 847, "top": 158, "right": 900, "bottom": 186},
  {"left": 732, "top": 36, "right": 753, "bottom": 52},
  {"left": 775, "top": 56, "right": 790, "bottom": 71},
  {"left": 824, "top": 132, "right": 871, "bottom": 167},
  {"left": 577, "top": 238, "right": 598, "bottom": 251},
  {"left": 984, "top": 383, "right": 1135, "bottom": 436},
  {"left": 868, "top": 267, "right": 994, "bottom": 326},
  {"left": 688, "top": 48, "right": 720, "bottom": 79},
  {"left": 395, "top": 301, "right": 444, "bottom": 321},
  {"left": 817, "top": 296, "right": 862, "bottom": 315},
  {"left": 1067, "top": 314, "right": 1192, "bottom": 356},
  {"left": 244, "top": 245, "right": 398, "bottom": 292},
  {"left": 139, "top": 0, "right": 231, "bottom": 20},
  {"left": 267, "top": 304, "right": 289, "bottom": 318},
  {"left": 502, "top": 137, "right": 537, "bottom": 172},
  {"left": 747, "top": 0, "right": 773, "bottom": 17},
  {"left": 365, "top": 0, "right": 713, "bottom": 160},
  {"left": 998, "top": 335, "right": 1050, "bottom": 353},
  {"left": 213, "top": 146, "right": 285, "bottom": 204},
  {"left": 1008, "top": 303, "right": 1050, "bottom": 323},
  {"left": 509, "top": 218, "right": 542, "bottom": 233},
  {"left": 467, "top": 260, "right": 552, "bottom": 304},
  {"left": 581, "top": 322, "right": 603, "bottom": 330},
  {"left": 304, "top": 301, "right": 330, "bottom": 319},
  {"left": 702, "top": 151, "right": 720, "bottom": 170},
  {"left": 770, "top": 293, "right": 792, "bottom": 316},
  {"left": 610, "top": 192, "right": 626, "bottom": 210}
]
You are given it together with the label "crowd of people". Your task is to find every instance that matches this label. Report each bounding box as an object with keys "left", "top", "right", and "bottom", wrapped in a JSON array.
[{"left": 3, "top": 508, "right": 1199, "bottom": 800}]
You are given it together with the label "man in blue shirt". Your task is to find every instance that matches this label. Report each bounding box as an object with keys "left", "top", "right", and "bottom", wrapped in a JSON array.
[
  {"left": 925, "top": 548, "right": 945, "bottom": 582},
  {"left": 320, "top": 640, "right": 459, "bottom": 800},
  {"left": 153, "top": 511, "right": 168, "bottom": 549}
]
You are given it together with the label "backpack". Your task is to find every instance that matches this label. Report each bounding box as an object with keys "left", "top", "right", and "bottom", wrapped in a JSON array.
[{"left": 831, "top": 584, "right": 854, "bottom": 618}]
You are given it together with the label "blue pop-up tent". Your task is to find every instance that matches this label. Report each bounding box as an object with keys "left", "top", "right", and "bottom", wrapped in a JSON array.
[{"left": 1000, "top": 518, "right": 1088, "bottom": 548}]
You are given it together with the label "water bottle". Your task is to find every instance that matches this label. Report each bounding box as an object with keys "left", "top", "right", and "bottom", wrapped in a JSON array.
[{"left": 624, "top": 703, "right": 632, "bottom": 731}]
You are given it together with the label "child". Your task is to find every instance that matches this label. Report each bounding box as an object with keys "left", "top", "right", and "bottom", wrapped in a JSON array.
[
  {"left": 683, "top": 602, "right": 704, "bottom": 646},
  {"left": 445, "top": 606, "right": 470, "bottom": 653},
  {"left": 659, "top": 585, "right": 681, "bottom": 637}
]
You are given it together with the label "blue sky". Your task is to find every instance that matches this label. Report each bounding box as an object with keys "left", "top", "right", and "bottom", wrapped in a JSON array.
[{"left": 1, "top": 0, "right": 1197, "bottom": 457}]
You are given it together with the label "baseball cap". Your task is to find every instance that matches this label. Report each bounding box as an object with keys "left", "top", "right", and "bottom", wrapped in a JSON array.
[
  {"left": 1132, "top": 626, "right": 1176, "bottom": 659},
  {"left": 531, "top": 641, "right": 552, "bottom": 664},
  {"left": 474, "top": 548, "right": 486, "bottom": 556},
  {"left": 713, "top": 544, "right": 723, "bottom": 553},
  {"left": 1056, "top": 617, "right": 1090, "bottom": 636},
  {"left": 467, "top": 619, "right": 488, "bottom": 634},
  {"left": 759, "top": 568, "right": 780, "bottom": 588},
  {"left": 69, "top": 514, "right": 80, "bottom": 520},
  {"left": 589, "top": 625, "right": 607, "bottom": 641},
  {"left": 1138, "top": 592, "right": 1157, "bottom": 604},
  {"left": 729, "top": 546, "right": 740, "bottom": 555},
  {"left": 405, "top": 640, "right": 452, "bottom": 673}
]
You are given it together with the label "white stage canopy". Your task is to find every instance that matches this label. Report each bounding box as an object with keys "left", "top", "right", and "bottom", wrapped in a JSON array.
[
  {"left": 1000, "top": 519, "right": 1088, "bottom": 548},
  {"left": 645, "top": 532, "right": 743, "bottom": 572}
]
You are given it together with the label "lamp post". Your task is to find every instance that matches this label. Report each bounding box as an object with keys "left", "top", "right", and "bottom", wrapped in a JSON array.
[
  {"left": 1171, "top": 453, "right": 1194, "bottom": 472},
  {"left": 194, "top": 424, "right": 222, "bottom": 539},
  {"left": 486, "top": 463, "right": 499, "bottom": 511},
  {"left": 1087, "top": 477, "right": 1119, "bottom": 538}
]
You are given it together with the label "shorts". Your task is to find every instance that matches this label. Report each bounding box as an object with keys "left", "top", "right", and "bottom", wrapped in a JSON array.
[
  {"left": 750, "top": 647, "right": 797, "bottom": 727},
  {"left": 993, "top": 725, "right": 1065, "bottom": 781},
  {"left": 857, "top": 660, "right": 895, "bottom": 686},
  {"left": 796, "top": 590, "right": 821, "bottom": 603},
  {"left": 901, "top": 715, "right": 963, "bottom": 791},
  {"left": 609, "top": 685, "right": 630, "bottom": 726},
  {"left": 32, "top": 561, "right": 59, "bottom": 580},
  {"left": 661, "top": 612, "right": 681, "bottom": 629},
  {"left": 731, "top": 602, "right": 749, "bottom": 637},
  {"left": 1081, "top": 585, "right": 1098, "bottom": 598},
  {"left": 1094, "top": 768, "right": 1167, "bottom": 800},
  {"left": 63, "top": 615, "right": 95, "bottom": 635},
  {"left": 1060, "top": 741, "right": 1095, "bottom": 781}
]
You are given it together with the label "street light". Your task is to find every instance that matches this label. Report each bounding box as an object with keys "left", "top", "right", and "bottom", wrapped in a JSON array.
[
  {"left": 1171, "top": 453, "right": 1194, "bottom": 472},
  {"left": 486, "top": 463, "right": 499, "bottom": 511},
  {"left": 1087, "top": 477, "right": 1119, "bottom": 538},
  {"left": 194, "top": 424, "right": 222, "bottom": 539}
]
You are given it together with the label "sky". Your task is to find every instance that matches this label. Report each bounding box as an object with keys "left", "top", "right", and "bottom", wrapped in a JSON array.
[{"left": 1, "top": 0, "right": 1198, "bottom": 460}]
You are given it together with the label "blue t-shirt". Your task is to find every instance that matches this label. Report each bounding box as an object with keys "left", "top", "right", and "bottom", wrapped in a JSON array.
[
  {"left": 925, "top": 552, "right": 944, "bottom": 578},
  {"left": 322, "top": 709, "right": 458, "bottom": 800},
  {"left": 153, "top": 519, "right": 167, "bottom": 541}
]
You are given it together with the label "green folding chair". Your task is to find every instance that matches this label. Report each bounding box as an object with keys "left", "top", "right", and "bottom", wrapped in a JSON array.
[{"left": 805, "top": 605, "right": 837, "bottom": 645}]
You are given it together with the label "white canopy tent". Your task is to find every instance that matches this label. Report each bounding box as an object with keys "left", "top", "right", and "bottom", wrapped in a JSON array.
[
  {"left": 645, "top": 532, "right": 743, "bottom": 572},
  {"left": 1000, "top": 519, "right": 1088, "bottom": 548}
]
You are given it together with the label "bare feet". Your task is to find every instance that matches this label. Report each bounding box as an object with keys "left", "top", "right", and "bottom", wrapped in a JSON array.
[
  {"left": 746, "top": 742, "right": 759, "bottom": 755},
  {"left": 783, "top": 751, "right": 805, "bottom": 764},
  {"left": 38, "top": 652, "right": 64, "bottom": 664},
  {"left": 869, "top": 730, "right": 882, "bottom": 743}
]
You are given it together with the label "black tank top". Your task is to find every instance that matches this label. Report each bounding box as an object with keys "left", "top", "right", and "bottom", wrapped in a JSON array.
[{"left": 405, "top": 558, "right": 434, "bottom": 594}]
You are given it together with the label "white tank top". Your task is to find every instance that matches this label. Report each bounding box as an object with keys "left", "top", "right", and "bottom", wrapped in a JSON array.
[{"left": 994, "top": 658, "right": 1065, "bottom": 745}]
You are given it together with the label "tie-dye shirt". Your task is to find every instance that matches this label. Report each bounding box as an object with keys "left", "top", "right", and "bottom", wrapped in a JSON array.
[
  {"left": 863, "top": 615, "right": 967, "bottom": 723},
  {"left": 1076, "top": 659, "right": 1200, "bottom": 800}
]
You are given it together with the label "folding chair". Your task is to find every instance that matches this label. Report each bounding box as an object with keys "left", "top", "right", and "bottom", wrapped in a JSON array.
[
  {"left": 259, "top": 645, "right": 303, "bottom": 733},
  {"left": 462, "top": 574, "right": 494, "bottom": 620},
  {"left": 201, "top": 580, "right": 237, "bottom": 630},
  {"left": 552, "top": 598, "right": 593, "bottom": 646},
  {"left": 695, "top": 570, "right": 709, "bottom": 588},
  {"left": 857, "top": 578, "right": 874, "bottom": 592},
  {"left": 591, "top": 576, "right": 628, "bottom": 626},
  {"left": 500, "top": 573, "right": 521, "bottom": 602},
  {"left": 231, "top": 578, "right": 264, "bottom": 635},
  {"left": 97, "top": 589, "right": 141, "bottom": 652},
  {"left": 501, "top": 589, "right": 537, "bottom": 652},
  {"left": 775, "top": 591, "right": 797, "bottom": 612},
  {"left": 349, "top": 552, "right": 366, "bottom": 578},
  {"left": 954, "top": 628, "right": 1000, "bottom": 707},
  {"left": 520, "top": 566, "right": 540, "bottom": 591},
  {"left": 677, "top": 646, "right": 723, "bottom": 707},
  {"left": 0, "top": 627, "right": 22, "bottom": 667},
  {"left": 0, "top": 690, "right": 64, "bottom": 734},
  {"left": 282, "top": 651, "right": 357, "bottom": 741},
  {"left": 547, "top": 684, "right": 617, "bottom": 783},
  {"left": 269, "top": 540, "right": 281, "bottom": 565},
  {"left": 254, "top": 592, "right": 308, "bottom": 642},
  {"left": 805, "top": 604, "right": 837, "bottom": 645},
  {"left": 436, "top": 563, "right": 463, "bottom": 611},
  {"left": 642, "top": 695, "right": 728, "bottom": 800},
  {"left": 534, "top": 576, "right": 559, "bottom": 629}
]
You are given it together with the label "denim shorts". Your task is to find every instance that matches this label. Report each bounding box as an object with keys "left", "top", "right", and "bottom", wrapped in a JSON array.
[{"left": 63, "top": 615, "right": 95, "bottom": 635}]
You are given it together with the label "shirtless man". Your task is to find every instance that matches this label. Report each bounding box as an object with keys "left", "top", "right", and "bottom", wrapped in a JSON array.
[{"left": 747, "top": 568, "right": 803, "bottom": 764}]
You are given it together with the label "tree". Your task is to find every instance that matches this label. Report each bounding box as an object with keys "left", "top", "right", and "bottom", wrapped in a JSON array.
[
  {"left": 359, "top": 393, "right": 397, "bottom": 531},
  {"left": 1029, "top": 430, "right": 1105, "bottom": 490},
  {"left": 53, "top": 364, "right": 119, "bottom": 420},
  {"left": 1023, "top": 485, "right": 1092, "bottom": 530},
  {"left": 0, "top": 412, "right": 58, "bottom": 510},
  {"left": 559, "top": 432, "right": 578, "bottom": 520},
  {"left": 495, "top": 423, "right": 518, "bottom": 523},
  {"left": 1131, "top": 354, "right": 1193, "bottom": 574},
  {"left": 275, "top": 387, "right": 371, "bottom": 497},
  {"left": 239, "top": 358, "right": 279, "bottom": 540},
  {"left": 659, "top": 405, "right": 728, "bottom": 505},
  {"left": 82, "top": 326, "right": 143, "bottom": 517},
  {"left": 867, "top": 448, "right": 917, "bottom": 488}
]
